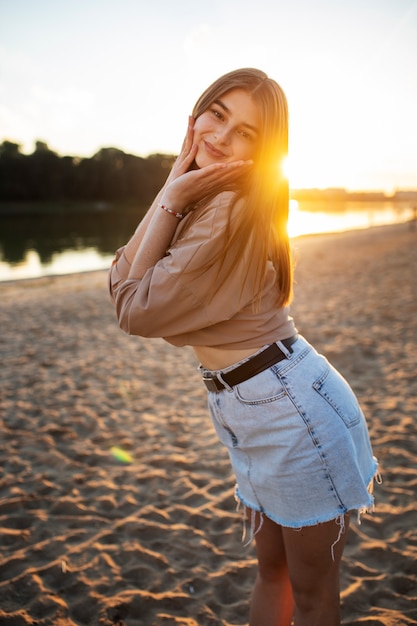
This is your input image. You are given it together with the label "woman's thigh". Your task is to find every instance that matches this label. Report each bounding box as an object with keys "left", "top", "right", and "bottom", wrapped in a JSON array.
[
  {"left": 282, "top": 515, "right": 350, "bottom": 597},
  {"left": 253, "top": 513, "right": 349, "bottom": 581},
  {"left": 253, "top": 513, "right": 287, "bottom": 577}
]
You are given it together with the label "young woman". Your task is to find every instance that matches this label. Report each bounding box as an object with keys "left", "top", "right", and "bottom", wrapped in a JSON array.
[{"left": 109, "top": 68, "right": 379, "bottom": 626}]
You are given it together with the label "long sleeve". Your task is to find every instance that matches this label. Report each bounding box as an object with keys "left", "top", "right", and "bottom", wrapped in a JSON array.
[{"left": 108, "top": 191, "right": 296, "bottom": 349}]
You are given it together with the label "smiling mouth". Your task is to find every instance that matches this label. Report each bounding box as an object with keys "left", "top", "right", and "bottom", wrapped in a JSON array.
[{"left": 204, "top": 141, "right": 227, "bottom": 159}]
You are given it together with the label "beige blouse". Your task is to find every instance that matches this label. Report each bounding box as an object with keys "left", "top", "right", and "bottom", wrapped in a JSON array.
[{"left": 108, "top": 191, "right": 296, "bottom": 350}]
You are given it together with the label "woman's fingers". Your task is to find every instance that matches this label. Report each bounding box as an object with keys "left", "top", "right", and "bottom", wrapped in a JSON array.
[
  {"left": 192, "top": 161, "right": 253, "bottom": 198},
  {"left": 181, "top": 142, "right": 198, "bottom": 167},
  {"left": 163, "top": 156, "right": 253, "bottom": 211},
  {"left": 168, "top": 118, "right": 196, "bottom": 180},
  {"left": 196, "top": 160, "right": 253, "bottom": 186},
  {"left": 167, "top": 160, "right": 253, "bottom": 208},
  {"left": 181, "top": 116, "right": 195, "bottom": 153},
  {"left": 178, "top": 117, "right": 195, "bottom": 162}
]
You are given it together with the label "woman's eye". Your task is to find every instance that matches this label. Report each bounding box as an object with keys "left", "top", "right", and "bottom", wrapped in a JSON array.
[
  {"left": 212, "top": 108, "right": 223, "bottom": 120},
  {"left": 239, "top": 130, "right": 252, "bottom": 141}
]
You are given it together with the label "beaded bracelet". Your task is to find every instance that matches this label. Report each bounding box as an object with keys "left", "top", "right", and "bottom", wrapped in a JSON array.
[{"left": 158, "top": 203, "right": 184, "bottom": 220}]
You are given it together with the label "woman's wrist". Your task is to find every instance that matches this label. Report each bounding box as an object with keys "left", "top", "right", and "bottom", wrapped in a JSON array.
[{"left": 158, "top": 202, "right": 184, "bottom": 220}]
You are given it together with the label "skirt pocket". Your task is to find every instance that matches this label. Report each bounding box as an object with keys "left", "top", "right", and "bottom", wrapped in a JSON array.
[
  {"left": 312, "top": 362, "right": 362, "bottom": 428},
  {"left": 233, "top": 368, "right": 287, "bottom": 405}
]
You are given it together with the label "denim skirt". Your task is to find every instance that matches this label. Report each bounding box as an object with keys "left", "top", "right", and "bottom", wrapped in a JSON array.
[{"left": 202, "top": 335, "right": 378, "bottom": 529}]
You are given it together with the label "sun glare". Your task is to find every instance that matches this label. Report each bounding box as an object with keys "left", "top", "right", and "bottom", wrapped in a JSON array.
[
  {"left": 285, "top": 153, "right": 327, "bottom": 190},
  {"left": 281, "top": 156, "right": 290, "bottom": 180}
]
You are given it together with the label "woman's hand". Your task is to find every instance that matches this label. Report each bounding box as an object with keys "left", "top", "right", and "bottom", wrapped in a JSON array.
[
  {"left": 164, "top": 116, "right": 198, "bottom": 186},
  {"left": 162, "top": 117, "right": 253, "bottom": 213}
]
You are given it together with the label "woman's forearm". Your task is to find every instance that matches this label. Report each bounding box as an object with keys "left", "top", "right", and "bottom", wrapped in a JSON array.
[
  {"left": 122, "top": 189, "right": 165, "bottom": 265},
  {"left": 127, "top": 204, "right": 181, "bottom": 280},
  {"left": 122, "top": 118, "right": 196, "bottom": 266}
]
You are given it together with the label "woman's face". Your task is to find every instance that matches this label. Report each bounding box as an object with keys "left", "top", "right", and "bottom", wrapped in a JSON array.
[{"left": 193, "top": 88, "right": 260, "bottom": 168}]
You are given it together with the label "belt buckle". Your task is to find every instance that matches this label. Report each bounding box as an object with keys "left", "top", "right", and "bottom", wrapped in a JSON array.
[{"left": 202, "top": 375, "right": 223, "bottom": 392}]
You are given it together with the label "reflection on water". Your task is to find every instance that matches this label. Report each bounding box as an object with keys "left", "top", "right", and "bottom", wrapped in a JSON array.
[
  {"left": 0, "top": 201, "right": 414, "bottom": 281},
  {"left": 0, "top": 206, "right": 142, "bottom": 281},
  {"left": 0, "top": 248, "right": 116, "bottom": 281},
  {"left": 288, "top": 200, "right": 413, "bottom": 238}
]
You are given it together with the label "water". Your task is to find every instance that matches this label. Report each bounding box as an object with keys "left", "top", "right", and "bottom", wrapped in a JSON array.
[
  {"left": 0, "top": 206, "right": 141, "bottom": 282},
  {"left": 0, "top": 201, "right": 413, "bottom": 282},
  {"left": 287, "top": 200, "right": 413, "bottom": 238}
]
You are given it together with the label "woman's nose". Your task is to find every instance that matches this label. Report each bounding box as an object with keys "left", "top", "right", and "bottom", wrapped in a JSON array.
[{"left": 215, "top": 126, "right": 232, "bottom": 145}]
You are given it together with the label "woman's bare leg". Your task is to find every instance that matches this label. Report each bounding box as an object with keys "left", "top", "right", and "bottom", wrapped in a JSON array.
[
  {"left": 283, "top": 515, "right": 350, "bottom": 626},
  {"left": 249, "top": 514, "right": 295, "bottom": 626}
]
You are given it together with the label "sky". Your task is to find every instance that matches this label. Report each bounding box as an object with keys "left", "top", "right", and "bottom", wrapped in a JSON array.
[{"left": 1, "top": 0, "right": 416, "bottom": 192}]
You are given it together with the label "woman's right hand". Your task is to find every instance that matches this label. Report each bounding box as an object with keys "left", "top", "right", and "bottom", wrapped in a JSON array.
[{"left": 164, "top": 116, "right": 198, "bottom": 186}]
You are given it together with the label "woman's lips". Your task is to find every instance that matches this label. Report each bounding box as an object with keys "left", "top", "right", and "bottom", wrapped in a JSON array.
[{"left": 204, "top": 140, "right": 227, "bottom": 159}]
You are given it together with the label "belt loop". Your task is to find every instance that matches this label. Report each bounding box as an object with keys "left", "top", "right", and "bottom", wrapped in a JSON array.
[
  {"left": 276, "top": 340, "right": 292, "bottom": 359},
  {"left": 217, "top": 372, "right": 233, "bottom": 392}
]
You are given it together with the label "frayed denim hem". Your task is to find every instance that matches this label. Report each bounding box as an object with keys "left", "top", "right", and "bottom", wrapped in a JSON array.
[
  {"left": 235, "top": 464, "right": 382, "bottom": 559},
  {"left": 235, "top": 493, "right": 264, "bottom": 547},
  {"left": 356, "top": 467, "right": 382, "bottom": 524}
]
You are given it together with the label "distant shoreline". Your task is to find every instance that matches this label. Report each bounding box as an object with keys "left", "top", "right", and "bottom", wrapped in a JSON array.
[
  {"left": 0, "top": 201, "right": 146, "bottom": 217},
  {"left": 0, "top": 194, "right": 416, "bottom": 217},
  {"left": 2, "top": 221, "right": 414, "bottom": 286}
]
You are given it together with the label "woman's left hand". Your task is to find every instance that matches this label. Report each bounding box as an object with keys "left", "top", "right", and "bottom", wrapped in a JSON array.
[{"left": 162, "top": 157, "right": 253, "bottom": 214}]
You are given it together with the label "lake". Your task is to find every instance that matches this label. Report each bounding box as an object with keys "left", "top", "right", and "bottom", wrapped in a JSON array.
[{"left": 0, "top": 200, "right": 414, "bottom": 282}]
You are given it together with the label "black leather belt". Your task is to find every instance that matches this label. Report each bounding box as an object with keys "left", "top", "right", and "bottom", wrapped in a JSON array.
[{"left": 202, "top": 335, "right": 298, "bottom": 392}]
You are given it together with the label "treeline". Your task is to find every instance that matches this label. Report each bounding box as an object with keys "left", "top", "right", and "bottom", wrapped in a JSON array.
[
  {"left": 0, "top": 140, "right": 176, "bottom": 206},
  {"left": 3, "top": 140, "right": 416, "bottom": 210}
]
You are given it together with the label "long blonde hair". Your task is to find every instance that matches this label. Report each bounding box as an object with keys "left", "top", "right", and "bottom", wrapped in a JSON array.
[{"left": 189, "top": 68, "right": 293, "bottom": 307}]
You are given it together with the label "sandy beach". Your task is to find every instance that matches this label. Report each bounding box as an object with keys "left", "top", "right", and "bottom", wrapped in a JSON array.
[{"left": 1, "top": 222, "right": 416, "bottom": 626}]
